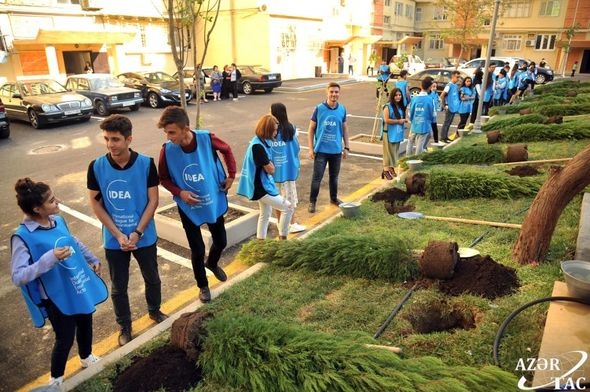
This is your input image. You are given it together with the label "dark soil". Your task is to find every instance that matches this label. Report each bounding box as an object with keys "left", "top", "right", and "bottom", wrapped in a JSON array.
[
  {"left": 505, "top": 165, "right": 541, "bottom": 177},
  {"left": 438, "top": 255, "right": 519, "bottom": 299},
  {"left": 371, "top": 187, "right": 416, "bottom": 214},
  {"left": 405, "top": 299, "right": 476, "bottom": 334},
  {"left": 113, "top": 345, "right": 202, "bottom": 392}
]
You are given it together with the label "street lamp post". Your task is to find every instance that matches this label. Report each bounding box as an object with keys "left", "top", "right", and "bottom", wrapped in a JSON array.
[{"left": 472, "top": 0, "right": 501, "bottom": 134}]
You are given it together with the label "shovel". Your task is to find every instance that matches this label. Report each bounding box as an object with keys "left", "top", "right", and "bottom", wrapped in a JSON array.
[{"left": 397, "top": 211, "right": 521, "bottom": 229}]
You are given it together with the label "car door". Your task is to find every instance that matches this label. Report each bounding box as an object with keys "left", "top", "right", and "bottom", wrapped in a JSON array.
[{"left": 0, "top": 83, "right": 26, "bottom": 121}]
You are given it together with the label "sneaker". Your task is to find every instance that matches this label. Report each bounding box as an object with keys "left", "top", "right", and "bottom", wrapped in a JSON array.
[
  {"left": 199, "top": 287, "right": 211, "bottom": 303},
  {"left": 48, "top": 376, "right": 64, "bottom": 391},
  {"left": 80, "top": 353, "right": 100, "bottom": 368},
  {"left": 308, "top": 202, "right": 316, "bottom": 213},
  {"left": 330, "top": 198, "right": 343, "bottom": 206},
  {"left": 149, "top": 310, "right": 169, "bottom": 323},
  {"left": 205, "top": 263, "right": 227, "bottom": 282},
  {"left": 232, "top": 98, "right": 238, "bottom": 101},
  {"left": 118, "top": 325, "right": 132, "bottom": 346},
  {"left": 289, "top": 223, "right": 306, "bottom": 233}
]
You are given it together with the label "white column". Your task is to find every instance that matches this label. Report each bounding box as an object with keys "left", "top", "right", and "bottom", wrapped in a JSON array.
[{"left": 45, "top": 45, "right": 60, "bottom": 79}]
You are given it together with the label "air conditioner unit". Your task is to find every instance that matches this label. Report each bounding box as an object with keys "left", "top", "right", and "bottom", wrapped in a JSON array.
[
  {"left": 80, "top": 0, "right": 102, "bottom": 11},
  {"left": 525, "top": 39, "right": 536, "bottom": 47}
]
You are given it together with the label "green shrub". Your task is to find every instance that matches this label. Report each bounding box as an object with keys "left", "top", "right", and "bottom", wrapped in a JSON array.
[
  {"left": 238, "top": 234, "right": 419, "bottom": 282},
  {"left": 419, "top": 145, "right": 505, "bottom": 165},
  {"left": 200, "top": 312, "right": 517, "bottom": 392},
  {"left": 537, "top": 103, "right": 590, "bottom": 117},
  {"left": 426, "top": 168, "right": 542, "bottom": 200},
  {"left": 482, "top": 114, "right": 546, "bottom": 132},
  {"left": 500, "top": 121, "right": 590, "bottom": 143}
]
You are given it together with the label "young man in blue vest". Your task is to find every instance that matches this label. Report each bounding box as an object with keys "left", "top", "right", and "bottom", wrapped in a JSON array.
[
  {"left": 407, "top": 77, "right": 435, "bottom": 156},
  {"left": 158, "top": 106, "right": 237, "bottom": 303},
  {"left": 87, "top": 114, "right": 167, "bottom": 346},
  {"left": 307, "top": 82, "right": 350, "bottom": 213},
  {"left": 439, "top": 70, "right": 462, "bottom": 143}
]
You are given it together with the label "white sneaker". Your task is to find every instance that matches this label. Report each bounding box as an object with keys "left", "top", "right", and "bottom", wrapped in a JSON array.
[
  {"left": 48, "top": 376, "right": 64, "bottom": 391},
  {"left": 80, "top": 353, "right": 101, "bottom": 368},
  {"left": 289, "top": 223, "right": 306, "bottom": 233},
  {"left": 233, "top": 98, "right": 238, "bottom": 101}
]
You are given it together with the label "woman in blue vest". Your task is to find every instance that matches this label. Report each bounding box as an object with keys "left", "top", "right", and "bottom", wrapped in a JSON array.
[
  {"left": 456, "top": 76, "right": 476, "bottom": 136},
  {"left": 270, "top": 102, "right": 305, "bottom": 234},
  {"left": 237, "top": 114, "right": 294, "bottom": 240},
  {"left": 381, "top": 88, "right": 407, "bottom": 180},
  {"left": 10, "top": 178, "right": 107, "bottom": 389}
]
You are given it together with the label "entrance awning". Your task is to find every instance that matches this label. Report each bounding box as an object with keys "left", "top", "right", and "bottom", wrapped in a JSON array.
[
  {"left": 378, "top": 36, "right": 423, "bottom": 46},
  {"left": 13, "top": 28, "right": 136, "bottom": 45},
  {"left": 325, "top": 35, "right": 382, "bottom": 48}
]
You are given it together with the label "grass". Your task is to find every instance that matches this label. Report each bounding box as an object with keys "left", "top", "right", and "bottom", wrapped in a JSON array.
[{"left": 75, "top": 81, "right": 590, "bottom": 391}]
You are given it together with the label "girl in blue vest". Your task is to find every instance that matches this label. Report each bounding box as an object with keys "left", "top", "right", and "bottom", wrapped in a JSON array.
[
  {"left": 270, "top": 102, "right": 305, "bottom": 234},
  {"left": 237, "top": 114, "right": 294, "bottom": 240},
  {"left": 427, "top": 80, "right": 440, "bottom": 146},
  {"left": 10, "top": 178, "right": 107, "bottom": 389},
  {"left": 395, "top": 70, "right": 411, "bottom": 107},
  {"left": 494, "top": 69, "right": 508, "bottom": 106},
  {"left": 457, "top": 76, "right": 476, "bottom": 135},
  {"left": 381, "top": 88, "right": 407, "bottom": 180}
]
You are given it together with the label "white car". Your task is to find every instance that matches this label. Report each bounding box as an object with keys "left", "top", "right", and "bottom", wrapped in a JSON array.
[
  {"left": 389, "top": 54, "right": 426, "bottom": 75},
  {"left": 454, "top": 57, "right": 554, "bottom": 83}
]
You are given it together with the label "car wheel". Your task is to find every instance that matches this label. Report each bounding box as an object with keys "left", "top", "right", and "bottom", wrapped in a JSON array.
[
  {"left": 264, "top": 88, "right": 273, "bottom": 93},
  {"left": 535, "top": 73, "right": 546, "bottom": 84},
  {"left": 242, "top": 81, "right": 253, "bottom": 95},
  {"left": 130, "top": 103, "right": 140, "bottom": 112},
  {"left": 0, "top": 125, "right": 9, "bottom": 139},
  {"left": 409, "top": 88, "right": 421, "bottom": 97},
  {"left": 28, "top": 109, "right": 41, "bottom": 129},
  {"left": 95, "top": 100, "right": 109, "bottom": 116},
  {"left": 147, "top": 92, "right": 161, "bottom": 108}
]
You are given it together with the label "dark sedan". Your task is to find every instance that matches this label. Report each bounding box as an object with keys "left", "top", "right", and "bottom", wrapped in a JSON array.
[
  {"left": 0, "top": 98, "right": 10, "bottom": 139},
  {"left": 203, "top": 66, "right": 281, "bottom": 95},
  {"left": 407, "top": 69, "right": 470, "bottom": 96},
  {"left": 65, "top": 74, "right": 144, "bottom": 116},
  {"left": 117, "top": 71, "right": 193, "bottom": 108},
  {"left": 0, "top": 79, "right": 93, "bottom": 129}
]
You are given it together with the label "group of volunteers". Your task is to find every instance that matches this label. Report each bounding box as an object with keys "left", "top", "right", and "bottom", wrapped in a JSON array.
[
  {"left": 10, "top": 82, "right": 351, "bottom": 389},
  {"left": 377, "top": 58, "right": 543, "bottom": 180}
]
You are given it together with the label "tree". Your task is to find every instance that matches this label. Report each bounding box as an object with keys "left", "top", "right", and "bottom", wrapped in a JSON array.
[
  {"left": 513, "top": 144, "right": 590, "bottom": 264},
  {"left": 166, "top": 0, "right": 220, "bottom": 124},
  {"left": 432, "top": 0, "right": 499, "bottom": 66}
]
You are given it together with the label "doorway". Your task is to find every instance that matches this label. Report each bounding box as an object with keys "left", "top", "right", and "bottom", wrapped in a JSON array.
[
  {"left": 63, "top": 51, "right": 92, "bottom": 75},
  {"left": 581, "top": 50, "right": 590, "bottom": 74}
]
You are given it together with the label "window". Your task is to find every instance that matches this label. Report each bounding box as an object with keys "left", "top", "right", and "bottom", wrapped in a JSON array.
[
  {"left": 502, "top": 35, "right": 522, "bottom": 51},
  {"left": 505, "top": 0, "right": 531, "bottom": 17},
  {"left": 384, "top": 15, "right": 391, "bottom": 25},
  {"left": 395, "top": 2, "right": 403, "bottom": 16},
  {"left": 539, "top": 0, "right": 560, "bottom": 16},
  {"left": 433, "top": 7, "right": 447, "bottom": 21},
  {"left": 384, "top": 0, "right": 391, "bottom": 6},
  {"left": 57, "top": 0, "right": 80, "bottom": 4},
  {"left": 415, "top": 7, "right": 422, "bottom": 22},
  {"left": 405, "top": 4, "right": 413, "bottom": 19},
  {"left": 535, "top": 34, "right": 557, "bottom": 50},
  {"left": 429, "top": 34, "right": 444, "bottom": 50}
]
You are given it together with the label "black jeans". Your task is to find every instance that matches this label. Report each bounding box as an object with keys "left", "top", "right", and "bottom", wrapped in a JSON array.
[
  {"left": 178, "top": 209, "right": 227, "bottom": 289},
  {"left": 105, "top": 244, "right": 161, "bottom": 327},
  {"left": 310, "top": 152, "right": 342, "bottom": 203},
  {"left": 43, "top": 299, "right": 93, "bottom": 378},
  {"left": 470, "top": 96, "right": 480, "bottom": 124},
  {"left": 457, "top": 113, "right": 470, "bottom": 130}
]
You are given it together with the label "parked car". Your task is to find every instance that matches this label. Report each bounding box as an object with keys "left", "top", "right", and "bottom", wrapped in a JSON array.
[
  {"left": 117, "top": 71, "right": 193, "bottom": 108},
  {"left": 406, "top": 68, "right": 470, "bottom": 96},
  {"left": 65, "top": 73, "right": 144, "bottom": 116},
  {"left": 425, "top": 57, "right": 467, "bottom": 68},
  {"left": 0, "top": 98, "right": 10, "bottom": 139},
  {"left": 389, "top": 54, "right": 426, "bottom": 75},
  {"left": 171, "top": 68, "right": 212, "bottom": 98},
  {"left": 455, "top": 57, "right": 554, "bottom": 84},
  {"left": 202, "top": 66, "right": 282, "bottom": 95},
  {"left": 0, "top": 79, "right": 93, "bottom": 129}
]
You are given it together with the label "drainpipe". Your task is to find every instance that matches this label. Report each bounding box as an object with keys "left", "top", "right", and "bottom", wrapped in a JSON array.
[
  {"left": 230, "top": 0, "right": 237, "bottom": 63},
  {"left": 472, "top": 0, "right": 500, "bottom": 134}
]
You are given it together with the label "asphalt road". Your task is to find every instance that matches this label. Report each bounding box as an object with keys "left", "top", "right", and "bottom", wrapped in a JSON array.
[{"left": 0, "top": 79, "right": 390, "bottom": 391}]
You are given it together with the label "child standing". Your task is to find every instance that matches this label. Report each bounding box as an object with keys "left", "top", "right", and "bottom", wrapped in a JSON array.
[{"left": 571, "top": 61, "right": 578, "bottom": 77}]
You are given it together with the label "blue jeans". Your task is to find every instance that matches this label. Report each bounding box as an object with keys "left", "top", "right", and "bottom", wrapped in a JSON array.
[
  {"left": 105, "top": 244, "right": 162, "bottom": 327},
  {"left": 310, "top": 152, "right": 342, "bottom": 203}
]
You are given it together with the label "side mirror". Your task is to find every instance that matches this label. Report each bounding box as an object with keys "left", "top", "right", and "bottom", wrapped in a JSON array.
[{"left": 12, "top": 93, "right": 22, "bottom": 99}]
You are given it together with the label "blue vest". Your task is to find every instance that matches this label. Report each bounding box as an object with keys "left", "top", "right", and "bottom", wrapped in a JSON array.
[
  {"left": 93, "top": 154, "right": 157, "bottom": 250},
  {"left": 381, "top": 103, "right": 405, "bottom": 143},
  {"left": 409, "top": 93, "right": 434, "bottom": 134},
  {"left": 237, "top": 137, "right": 278, "bottom": 200},
  {"left": 395, "top": 79, "right": 409, "bottom": 106},
  {"left": 447, "top": 82, "right": 461, "bottom": 113},
  {"left": 429, "top": 90, "right": 440, "bottom": 119},
  {"left": 165, "top": 130, "right": 228, "bottom": 226},
  {"left": 494, "top": 77, "right": 508, "bottom": 100},
  {"left": 272, "top": 125, "right": 300, "bottom": 183},
  {"left": 13, "top": 215, "right": 108, "bottom": 328},
  {"left": 459, "top": 86, "right": 475, "bottom": 114},
  {"left": 313, "top": 103, "right": 346, "bottom": 154},
  {"left": 377, "top": 64, "right": 390, "bottom": 82},
  {"left": 483, "top": 74, "right": 495, "bottom": 103}
]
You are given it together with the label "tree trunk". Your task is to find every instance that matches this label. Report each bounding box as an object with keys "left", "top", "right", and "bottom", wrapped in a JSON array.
[{"left": 513, "top": 144, "right": 590, "bottom": 264}]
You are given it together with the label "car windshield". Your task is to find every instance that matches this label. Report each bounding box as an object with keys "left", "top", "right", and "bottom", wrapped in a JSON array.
[
  {"left": 21, "top": 80, "right": 66, "bottom": 96},
  {"left": 143, "top": 72, "right": 176, "bottom": 83},
  {"left": 91, "top": 77, "right": 124, "bottom": 90}
]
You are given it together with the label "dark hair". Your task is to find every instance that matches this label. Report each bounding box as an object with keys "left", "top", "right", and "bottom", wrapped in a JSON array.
[
  {"left": 451, "top": 70, "right": 461, "bottom": 77},
  {"left": 388, "top": 88, "right": 406, "bottom": 119},
  {"left": 15, "top": 177, "right": 50, "bottom": 217},
  {"left": 157, "top": 106, "right": 190, "bottom": 129},
  {"left": 463, "top": 76, "right": 473, "bottom": 85},
  {"left": 399, "top": 70, "right": 408, "bottom": 78},
  {"left": 421, "top": 77, "right": 433, "bottom": 91},
  {"left": 271, "top": 102, "right": 295, "bottom": 141},
  {"left": 100, "top": 114, "right": 132, "bottom": 137},
  {"left": 327, "top": 82, "right": 341, "bottom": 90},
  {"left": 499, "top": 69, "right": 507, "bottom": 76},
  {"left": 255, "top": 114, "right": 278, "bottom": 140}
]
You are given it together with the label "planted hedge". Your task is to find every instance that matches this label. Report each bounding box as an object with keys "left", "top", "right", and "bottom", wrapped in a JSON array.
[
  {"left": 201, "top": 312, "right": 517, "bottom": 392},
  {"left": 238, "top": 234, "right": 419, "bottom": 282},
  {"left": 537, "top": 103, "right": 590, "bottom": 117},
  {"left": 416, "top": 145, "right": 505, "bottom": 165},
  {"left": 482, "top": 114, "right": 546, "bottom": 132},
  {"left": 426, "top": 167, "right": 542, "bottom": 200},
  {"left": 498, "top": 121, "right": 590, "bottom": 143}
]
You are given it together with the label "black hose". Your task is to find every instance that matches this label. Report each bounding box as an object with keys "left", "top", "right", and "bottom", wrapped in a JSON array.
[
  {"left": 493, "top": 295, "right": 590, "bottom": 368},
  {"left": 374, "top": 283, "right": 418, "bottom": 339}
]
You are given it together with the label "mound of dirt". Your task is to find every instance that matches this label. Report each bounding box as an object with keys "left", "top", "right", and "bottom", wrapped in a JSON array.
[
  {"left": 113, "top": 345, "right": 202, "bottom": 392},
  {"left": 506, "top": 165, "right": 540, "bottom": 177},
  {"left": 438, "top": 255, "right": 519, "bottom": 299},
  {"left": 371, "top": 187, "right": 411, "bottom": 203}
]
